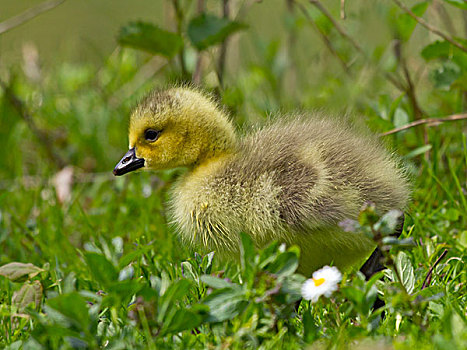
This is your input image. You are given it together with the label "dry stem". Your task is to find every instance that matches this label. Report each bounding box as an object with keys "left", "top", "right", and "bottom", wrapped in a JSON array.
[
  {"left": 0, "top": 0, "right": 66, "bottom": 35},
  {"left": 421, "top": 249, "right": 448, "bottom": 290},
  {"left": 380, "top": 113, "right": 467, "bottom": 136}
]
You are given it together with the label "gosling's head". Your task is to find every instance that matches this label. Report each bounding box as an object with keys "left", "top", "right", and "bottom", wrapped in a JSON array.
[{"left": 114, "top": 87, "right": 237, "bottom": 176}]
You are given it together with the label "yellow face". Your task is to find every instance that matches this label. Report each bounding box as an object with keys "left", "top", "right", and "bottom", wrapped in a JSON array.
[
  {"left": 113, "top": 87, "right": 237, "bottom": 176},
  {"left": 128, "top": 110, "right": 201, "bottom": 171}
]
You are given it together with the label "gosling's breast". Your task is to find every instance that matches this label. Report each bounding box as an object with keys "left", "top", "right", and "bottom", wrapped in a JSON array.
[{"left": 171, "top": 160, "right": 287, "bottom": 253}]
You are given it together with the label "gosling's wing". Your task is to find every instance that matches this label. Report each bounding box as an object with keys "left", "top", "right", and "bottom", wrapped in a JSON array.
[{"left": 240, "top": 117, "right": 409, "bottom": 225}]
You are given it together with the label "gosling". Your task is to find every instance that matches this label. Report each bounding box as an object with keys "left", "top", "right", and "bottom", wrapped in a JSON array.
[{"left": 114, "top": 87, "right": 410, "bottom": 274}]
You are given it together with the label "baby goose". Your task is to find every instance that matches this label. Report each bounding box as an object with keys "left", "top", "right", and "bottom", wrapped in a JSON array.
[{"left": 114, "top": 87, "right": 409, "bottom": 274}]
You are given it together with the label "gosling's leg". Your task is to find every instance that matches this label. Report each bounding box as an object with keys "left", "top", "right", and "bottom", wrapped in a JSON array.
[
  {"left": 359, "top": 213, "right": 405, "bottom": 279},
  {"left": 359, "top": 214, "right": 405, "bottom": 310}
]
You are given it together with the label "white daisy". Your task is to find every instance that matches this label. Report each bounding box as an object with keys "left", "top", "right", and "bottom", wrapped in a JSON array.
[{"left": 301, "top": 266, "right": 342, "bottom": 303}]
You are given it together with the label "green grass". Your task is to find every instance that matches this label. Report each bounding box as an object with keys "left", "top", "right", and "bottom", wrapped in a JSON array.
[{"left": 0, "top": 1, "right": 466, "bottom": 348}]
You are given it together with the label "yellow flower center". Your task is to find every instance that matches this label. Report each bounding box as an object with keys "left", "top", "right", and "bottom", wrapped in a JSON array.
[{"left": 313, "top": 277, "right": 325, "bottom": 287}]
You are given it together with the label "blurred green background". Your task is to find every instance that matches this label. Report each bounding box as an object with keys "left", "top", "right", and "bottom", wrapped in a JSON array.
[
  {"left": 1, "top": 0, "right": 465, "bottom": 178},
  {"left": 0, "top": 1, "right": 466, "bottom": 347},
  {"left": 0, "top": 0, "right": 164, "bottom": 65}
]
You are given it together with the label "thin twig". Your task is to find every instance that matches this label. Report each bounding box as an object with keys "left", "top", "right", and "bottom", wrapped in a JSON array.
[
  {"left": 0, "top": 80, "right": 67, "bottom": 168},
  {"left": 400, "top": 55, "right": 425, "bottom": 120},
  {"left": 464, "top": 7, "right": 467, "bottom": 39},
  {"left": 172, "top": 0, "right": 188, "bottom": 79},
  {"left": 392, "top": 39, "right": 427, "bottom": 146},
  {"left": 192, "top": 53, "right": 204, "bottom": 85},
  {"left": 391, "top": 0, "right": 467, "bottom": 53},
  {"left": 463, "top": 11, "right": 467, "bottom": 108},
  {"left": 309, "top": 0, "right": 364, "bottom": 55},
  {"left": 392, "top": 38, "right": 426, "bottom": 147},
  {"left": 393, "top": 39, "right": 427, "bottom": 156},
  {"left": 380, "top": 113, "right": 467, "bottom": 136},
  {"left": 340, "top": 0, "right": 346, "bottom": 20},
  {"left": 285, "top": 0, "right": 298, "bottom": 93},
  {"left": 297, "top": 2, "right": 350, "bottom": 75},
  {"left": 0, "top": 0, "right": 66, "bottom": 35},
  {"left": 192, "top": 0, "right": 205, "bottom": 84},
  {"left": 421, "top": 249, "right": 448, "bottom": 289},
  {"left": 399, "top": 51, "right": 429, "bottom": 158},
  {"left": 217, "top": 0, "right": 231, "bottom": 88}
]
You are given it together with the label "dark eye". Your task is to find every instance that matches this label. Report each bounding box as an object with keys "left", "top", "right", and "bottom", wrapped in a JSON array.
[{"left": 144, "top": 129, "right": 160, "bottom": 142}]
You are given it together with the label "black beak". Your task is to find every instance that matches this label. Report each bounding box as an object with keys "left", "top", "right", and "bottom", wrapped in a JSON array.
[{"left": 113, "top": 148, "right": 145, "bottom": 176}]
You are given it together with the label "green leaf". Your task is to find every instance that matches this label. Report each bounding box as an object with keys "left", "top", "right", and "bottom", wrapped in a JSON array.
[
  {"left": 194, "top": 252, "right": 203, "bottom": 266},
  {"left": 118, "top": 245, "right": 152, "bottom": 269},
  {"left": 5, "top": 340, "right": 23, "bottom": 350},
  {"left": 138, "top": 285, "right": 159, "bottom": 301},
  {"left": 374, "top": 209, "right": 403, "bottom": 236},
  {"left": 428, "top": 301, "right": 445, "bottom": 318},
  {"left": 445, "top": 208, "right": 460, "bottom": 221},
  {"left": 162, "top": 308, "right": 204, "bottom": 335},
  {"left": 239, "top": 234, "right": 254, "bottom": 257},
  {"left": 393, "top": 108, "right": 409, "bottom": 129},
  {"left": 0, "top": 262, "right": 44, "bottom": 282},
  {"left": 459, "top": 231, "right": 467, "bottom": 249},
  {"left": 365, "top": 285, "right": 379, "bottom": 311},
  {"left": 158, "top": 279, "right": 193, "bottom": 323},
  {"left": 342, "top": 285, "right": 366, "bottom": 308},
  {"left": 106, "top": 280, "right": 142, "bottom": 305},
  {"left": 259, "top": 241, "right": 280, "bottom": 267},
  {"left": 394, "top": 2, "right": 429, "bottom": 42},
  {"left": 181, "top": 261, "right": 198, "bottom": 282},
  {"left": 12, "top": 280, "right": 42, "bottom": 311},
  {"left": 201, "top": 251, "right": 215, "bottom": 274},
  {"left": 188, "top": 14, "right": 247, "bottom": 51},
  {"left": 303, "top": 309, "right": 319, "bottom": 343},
  {"left": 395, "top": 251, "right": 415, "bottom": 294},
  {"left": 415, "top": 285, "right": 444, "bottom": 301},
  {"left": 280, "top": 274, "right": 306, "bottom": 304},
  {"left": 200, "top": 275, "right": 235, "bottom": 289},
  {"left": 46, "top": 292, "right": 90, "bottom": 330},
  {"left": 421, "top": 40, "right": 467, "bottom": 70},
  {"left": 442, "top": 0, "right": 467, "bottom": 10},
  {"left": 430, "top": 61, "right": 461, "bottom": 89},
  {"left": 382, "top": 237, "right": 416, "bottom": 247},
  {"left": 118, "top": 21, "right": 183, "bottom": 58},
  {"left": 83, "top": 252, "right": 118, "bottom": 287},
  {"left": 358, "top": 203, "right": 380, "bottom": 227},
  {"left": 422, "top": 40, "right": 454, "bottom": 61},
  {"left": 240, "top": 233, "right": 255, "bottom": 276},
  {"left": 266, "top": 251, "right": 299, "bottom": 277},
  {"left": 118, "top": 265, "right": 134, "bottom": 281},
  {"left": 404, "top": 144, "right": 432, "bottom": 159},
  {"left": 203, "top": 288, "right": 248, "bottom": 322}
]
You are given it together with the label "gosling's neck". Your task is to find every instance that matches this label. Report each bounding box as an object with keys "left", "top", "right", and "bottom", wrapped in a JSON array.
[
  {"left": 193, "top": 130, "right": 238, "bottom": 170},
  {"left": 189, "top": 108, "right": 238, "bottom": 170}
]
